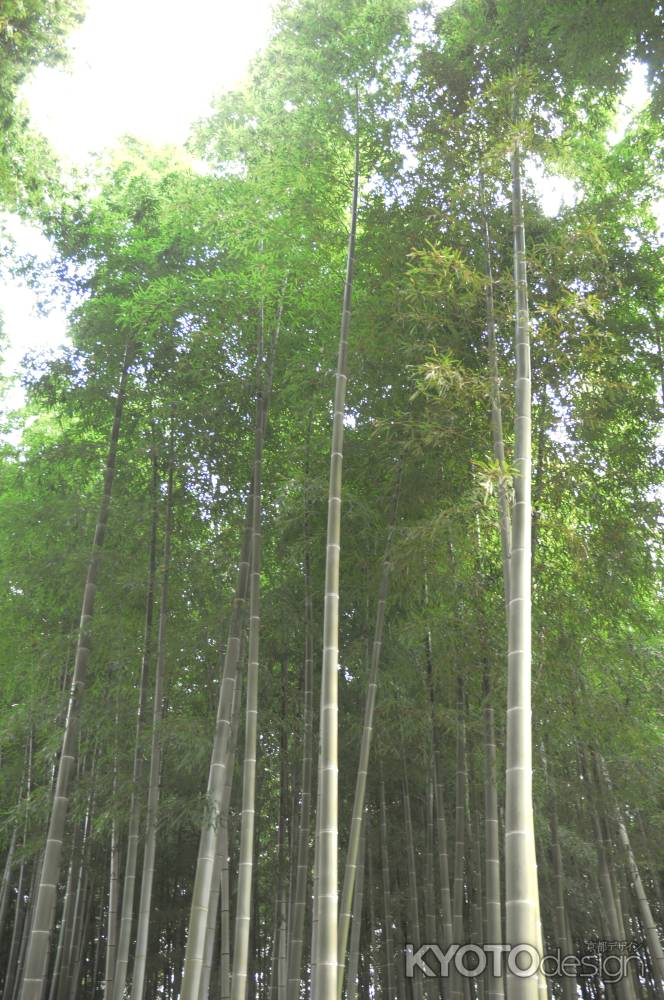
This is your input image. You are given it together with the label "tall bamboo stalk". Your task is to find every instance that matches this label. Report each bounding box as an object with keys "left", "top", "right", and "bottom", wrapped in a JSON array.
[
  {"left": 424, "top": 619, "right": 454, "bottom": 959},
  {"left": 504, "top": 137, "right": 540, "bottom": 1000},
  {"left": 19, "top": 342, "right": 132, "bottom": 1000},
  {"left": 379, "top": 779, "right": 396, "bottom": 1000},
  {"left": 112, "top": 447, "right": 159, "bottom": 1000},
  {"left": 269, "top": 660, "right": 289, "bottom": 1000},
  {"left": 403, "top": 766, "right": 423, "bottom": 1000},
  {"left": 285, "top": 476, "right": 314, "bottom": 1000},
  {"left": 0, "top": 827, "right": 18, "bottom": 944},
  {"left": 450, "top": 678, "right": 466, "bottom": 1000},
  {"left": 313, "top": 91, "right": 360, "bottom": 1000},
  {"left": 483, "top": 667, "right": 504, "bottom": 1000},
  {"left": 229, "top": 303, "right": 278, "bottom": 1000},
  {"left": 541, "top": 749, "right": 575, "bottom": 1000},
  {"left": 131, "top": 445, "right": 175, "bottom": 1000},
  {"left": 199, "top": 665, "right": 244, "bottom": 1000},
  {"left": 220, "top": 818, "right": 232, "bottom": 1000},
  {"left": 597, "top": 755, "right": 664, "bottom": 998},
  {"left": 346, "top": 820, "right": 366, "bottom": 1000},
  {"left": 182, "top": 296, "right": 283, "bottom": 1000},
  {"left": 337, "top": 484, "right": 399, "bottom": 996},
  {"left": 103, "top": 710, "right": 121, "bottom": 1000},
  {"left": 479, "top": 172, "right": 511, "bottom": 607},
  {"left": 0, "top": 732, "right": 32, "bottom": 959},
  {"left": 181, "top": 493, "right": 252, "bottom": 1000},
  {"left": 47, "top": 830, "right": 79, "bottom": 1000}
]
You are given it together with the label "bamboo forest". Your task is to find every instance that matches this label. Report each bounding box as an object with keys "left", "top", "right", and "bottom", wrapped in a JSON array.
[{"left": 0, "top": 1, "right": 663, "bottom": 999}]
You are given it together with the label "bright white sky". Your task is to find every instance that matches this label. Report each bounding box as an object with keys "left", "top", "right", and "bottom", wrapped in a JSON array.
[
  {"left": 24, "top": 0, "right": 275, "bottom": 162},
  {"left": 1, "top": 0, "right": 275, "bottom": 413},
  {"left": 0, "top": 1, "right": 652, "bottom": 419}
]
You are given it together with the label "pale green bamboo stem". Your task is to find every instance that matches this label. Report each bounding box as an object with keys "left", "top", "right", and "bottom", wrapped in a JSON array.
[
  {"left": 598, "top": 756, "right": 664, "bottom": 998},
  {"left": 541, "top": 750, "right": 575, "bottom": 1000},
  {"left": 433, "top": 750, "right": 454, "bottom": 951},
  {"left": 484, "top": 675, "right": 504, "bottom": 1000},
  {"left": 0, "top": 825, "right": 18, "bottom": 942},
  {"left": 230, "top": 334, "right": 267, "bottom": 1000},
  {"left": 19, "top": 343, "right": 132, "bottom": 1000},
  {"left": 504, "top": 140, "right": 539, "bottom": 1000},
  {"left": 47, "top": 836, "right": 78, "bottom": 1000},
  {"left": 346, "top": 821, "right": 366, "bottom": 1000},
  {"left": 479, "top": 171, "right": 511, "bottom": 608},
  {"left": 58, "top": 762, "right": 95, "bottom": 1000},
  {"left": 286, "top": 498, "right": 314, "bottom": 1000},
  {"left": 220, "top": 818, "right": 231, "bottom": 1000},
  {"left": 313, "top": 96, "right": 360, "bottom": 1000},
  {"left": 5, "top": 858, "right": 28, "bottom": 1000},
  {"left": 182, "top": 298, "right": 282, "bottom": 1000},
  {"left": 337, "top": 490, "right": 399, "bottom": 996},
  {"left": 199, "top": 668, "right": 244, "bottom": 1000},
  {"left": 379, "top": 780, "right": 396, "bottom": 1000},
  {"left": 404, "top": 770, "right": 423, "bottom": 1000},
  {"left": 269, "top": 659, "right": 289, "bottom": 1000},
  {"left": 111, "top": 449, "right": 159, "bottom": 1000},
  {"left": 131, "top": 453, "right": 175, "bottom": 1000},
  {"left": 468, "top": 782, "right": 485, "bottom": 1000},
  {"left": 102, "top": 817, "right": 119, "bottom": 999},
  {"left": 451, "top": 679, "right": 466, "bottom": 1000},
  {"left": 181, "top": 497, "right": 252, "bottom": 1000}
]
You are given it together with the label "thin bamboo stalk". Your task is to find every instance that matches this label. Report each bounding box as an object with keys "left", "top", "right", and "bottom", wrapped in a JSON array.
[
  {"left": 182, "top": 296, "right": 283, "bottom": 1000},
  {"left": 313, "top": 91, "right": 360, "bottom": 1000},
  {"left": 19, "top": 343, "right": 133, "bottom": 1000},
  {"left": 346, "top": 821, "right": 366, "bottom": 1000},
  {"left": 131, "top": 446, "right": 175, "bottom": 1000},
  {"left": 112, "top": 446, "right": 159, "bottom": 1000},
  {"left": 337, "top": 482, "right": 399, "bottom": 995},
  {"left": 380, "top": 779, "right": 396, "bottom": 1000},
  {"left": 285, "top": 478, "right": 314, "bottom": 1000},
  {"left": 199, "top": 667, "right": 244, "bottom": 1000},
  {"left": 230, "top": 311, "right": 271, "bottom": 1000}
]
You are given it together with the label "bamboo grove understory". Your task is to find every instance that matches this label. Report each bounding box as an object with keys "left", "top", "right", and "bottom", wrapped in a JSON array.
[{"left": 0, "top": 1, "right": 663, "bottom": 1000}]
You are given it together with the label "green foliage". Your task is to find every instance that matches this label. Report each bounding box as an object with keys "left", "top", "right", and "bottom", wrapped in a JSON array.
[{"left": 0, "top": 0, "right": 663, "bottom": 990}]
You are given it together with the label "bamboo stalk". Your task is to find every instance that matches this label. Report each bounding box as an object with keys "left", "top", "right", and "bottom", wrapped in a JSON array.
[
  {"left": 504, "top": 137, "right": 540, "bottom": 1000},
  {"left": 131, "top": 443, "right": 175, "bottom": 1000},
  {"left": 112, "top": 446, "right": 160, "bottom": 1000},
  {"left": 337, "top": 480, "right": 400, "bottom": 995},
  {"left": 19, "top": 342, "right": 133, "bottom": 1000},
  {"left": 313, "top": 88, "right": 360, "bottom": 1000}
]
